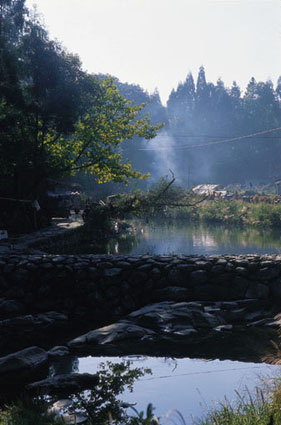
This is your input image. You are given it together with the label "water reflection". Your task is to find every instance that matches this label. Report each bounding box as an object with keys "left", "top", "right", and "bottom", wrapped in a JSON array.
[
  {"left": 106, "top": 221, "right": 281, "bottom": 255},
  {"left": 46, "top": 220, "right": 281, "bottom": 256},
  {"left": 76, "top": 356, "right": 281, "bottom": 422}
]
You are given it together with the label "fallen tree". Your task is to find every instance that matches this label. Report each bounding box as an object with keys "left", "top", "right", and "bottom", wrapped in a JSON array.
[{"left": 84, "top": 171, "right": 207, "bottom": 232}]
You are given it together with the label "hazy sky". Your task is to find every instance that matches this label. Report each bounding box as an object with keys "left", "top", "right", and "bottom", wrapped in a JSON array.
[{"left": 25, "top": 0, "right": 281, "bottom": 104}]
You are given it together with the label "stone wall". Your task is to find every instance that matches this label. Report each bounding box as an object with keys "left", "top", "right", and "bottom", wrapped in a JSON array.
[{"left": 1, "top": 253, "right": 281, "bottom": 325}]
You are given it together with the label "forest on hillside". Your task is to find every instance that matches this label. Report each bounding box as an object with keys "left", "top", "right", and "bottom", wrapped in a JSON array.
[{"left": 111, "top": 68, "right": 281, "bottom": 188}]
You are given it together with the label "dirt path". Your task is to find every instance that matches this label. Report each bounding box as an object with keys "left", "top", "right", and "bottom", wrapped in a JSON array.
[{"left": 0, "top": 212, "right": 84, "bottom": 254}]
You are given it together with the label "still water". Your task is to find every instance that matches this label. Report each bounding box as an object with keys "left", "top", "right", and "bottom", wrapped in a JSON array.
[
  {"left": 77, "top": 356, "right": 280, "bottom": 422},
  {"left": 107, "top": 221, "right": 281, "bottom": 256}
]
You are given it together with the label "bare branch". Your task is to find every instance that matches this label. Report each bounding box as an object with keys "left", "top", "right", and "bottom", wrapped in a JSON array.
[{"left": 153, "top": 169, "right": 176, "bottom": 203}]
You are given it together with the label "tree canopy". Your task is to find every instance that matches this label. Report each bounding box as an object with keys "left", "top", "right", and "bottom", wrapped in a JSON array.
[
  {"left": 0, "top": 0, "right": 163, "bottom": 203},
  {"left": 165, "top": 66, "right": 281, "bottom": 185}
]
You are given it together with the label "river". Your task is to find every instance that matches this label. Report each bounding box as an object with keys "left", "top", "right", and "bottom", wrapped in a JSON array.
[{"left": 106, "top": 221, "right": 281, "bottom": 256}]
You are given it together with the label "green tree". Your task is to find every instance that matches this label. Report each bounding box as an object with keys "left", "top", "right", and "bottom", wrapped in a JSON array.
[
  {"left": 48, "top": 77, "right": 163, "bottom": 184},
  {"left": 0, "top": 3, "right": 163, "bottom": 201}
]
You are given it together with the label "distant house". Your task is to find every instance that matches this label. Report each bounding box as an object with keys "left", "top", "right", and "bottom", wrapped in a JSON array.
[{"left": 192, "top": 184, "right": 227, "bottom": 197}]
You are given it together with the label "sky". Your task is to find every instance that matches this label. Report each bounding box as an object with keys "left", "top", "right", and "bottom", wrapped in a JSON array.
[{"left": 25, "top": 0, "right": 281, "bottom": 105}]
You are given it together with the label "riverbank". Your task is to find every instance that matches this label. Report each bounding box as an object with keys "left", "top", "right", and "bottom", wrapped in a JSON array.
[{"left": 157, "top": 199, "right": 281, "bottom": 228}]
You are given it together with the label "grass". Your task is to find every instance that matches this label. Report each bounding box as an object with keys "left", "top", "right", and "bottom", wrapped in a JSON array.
[
  {"left": 195, "top": 383, "right": 281, "bottom": 425},
  {"left": 158, "top": 200, "right": 281, "bottom": 229},
  {"left": 0, "top": 398, "right": 62, "bottom": 425}
]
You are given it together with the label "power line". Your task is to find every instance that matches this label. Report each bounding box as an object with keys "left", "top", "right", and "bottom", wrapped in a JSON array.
[
  {"left": 142, "top": 135, "right": 281, "bottom": 140},
  {"left": 138, "top": 126, "right": 281, "bottom": 151},
  {"left": 140, "top": 365, "right": 266, "bottom": 382}
]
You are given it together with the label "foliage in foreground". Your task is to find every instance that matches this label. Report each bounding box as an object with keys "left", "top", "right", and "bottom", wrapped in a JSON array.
[
  {"left": 0, "top": 398, "right": 62, "bottom": 425},
  {"left": 196, "top": 384, "right": 281, "bottom": 425},
  {"left": 0, "top": 361, "right": 155, "bottom": 425},
  {"left": 3, "top": 374, "right": 281, "bottom": 425},
  {"left": 69, "top": 361, "right": 152, "bottom": 424}
]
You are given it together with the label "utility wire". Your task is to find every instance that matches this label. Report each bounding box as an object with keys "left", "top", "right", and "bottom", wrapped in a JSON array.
[
  {"left": 140, "top": 365, "right": 269, "bottom": 382},
  {"left": 142, "top": 135, "right": 281, "bottom": 140},
  {"left": 138, "top": 126, "right": 281, "bottom": 151}
]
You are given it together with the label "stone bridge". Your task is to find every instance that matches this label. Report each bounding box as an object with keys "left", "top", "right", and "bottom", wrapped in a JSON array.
[{"left": 1, "top": 253, "right": 281, "bottom": 323}]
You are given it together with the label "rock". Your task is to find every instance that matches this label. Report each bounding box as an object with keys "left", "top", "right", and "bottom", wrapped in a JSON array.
[
  {"left": 244, "top": 311, "right": 271, "bottom": 322},
  {"left": 173, "top": 328, "right": 198, "bottom": 336},
  {"left": 26, "top": 262, "right": 38, "bottom": 271},
  {"left": 220, "top": 308, "right": 247, "bottom": 323},
  {"left": 216, "top": 301, "right": 238, "bottom": 310},
  {"left": 48, "top": 346, "right": 70, "bottom": 358},
  {"left": 121, "top": 294, "right": 136, "bottom": 311},
  {"left": 68, "top": 321, "right": 155, "bottom": 347},
  {"left": 4, "top": 264, "right": 15, "bottom": 273},
  {"left": 225, "top": 262, "right": 235, "bottom": 272},
  {"left": 191, "top": 270, "right": 208, "bottom": 283},
  {"left": 138, "top": 264, "right": 153, "bottom": 272},
  {"left": 97, "top": 261, "right": 113, "bottom": 269},
  {"left": 152, "top": 287, "right": 192, "bottom": 302},
  {"left": 245, "top": 283, "right": 269, "bottom": 299},
  {"left": 211, "top": 265, "right": 225, "bottom": 274},
  {"left": 247, "top": 318, "right": 276, "bottom": 327},
  {"left": 103, "top": 268, "right": 122, "bottom": 278},
  {"left": 0, "top": 346, "right": 48, "bottom": 384},
  {"left": 231, "top": 277, "right": 249, "bottom": 297},
  {"left": 177, "top": 264, "right": 196, "bottom": 272},
  {"left": 172, "top": 301, "right": 203, "bottom": 310},
  {"left": 115, "top": 261, "right": 131, "bottom": 269},
  {"left": 233, "top": 259, "right": 249, "bottom": 267},
  {"left": 216, "top": 259, "right": 227, "bottom": 266},
  {"left": 191, "top": 310, "right": 226, "bottom": 328},
  {"left": 236, "top": 267, "right": 247, "bottom": 276},
  {"left": 195, "top": 261, "right": 212, "bottom": 270},
  {"left": 214, "top": 325, "right": 233, "bottom": 332},
  {"left": 129, "top": 271, "right": 148, "bottom": 284},
  {"left": 150, "top": 267, "right": 161, "bottom": 280},
  {"left": 10, "top": 268, "right": 30, "bottom": 282},
  {"left": 257, "top": 267, "right": 279, "bottom": 281},
  {"left": 204, "top": 306, "right": 221, "bottom": 313},
  {"left": 26, "top": 373, "right": 99, "bottom": 396},
  {"left": 214, "top": 324, "right": 233, "bottom": 331},
  {"left": 41, "top": 262, "right": 53, "bottom": 270},
  {"left": 212, "top": 273, "right": 232, "bottom": 285},
  {"left": 0, "top": 299, "right": 24, "bottom": 318},
  {"left": 269, "top": 280, "right": 281, "bottom": 300}
]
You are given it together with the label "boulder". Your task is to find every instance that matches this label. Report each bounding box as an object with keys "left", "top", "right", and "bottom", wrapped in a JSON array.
[
  {"left": 0, "top": 298, "right": 24, "bottom": 319},
  {"left": 0, "top": 346, "right": 48, "bottom": 387},
  {"left": 48, "top": 346, "right": 70, "bottom": 358},
  {"left": 68, "top": 321, "right": 155, "bottom": 348},
  {"left": 151, "top": 286, "right": 192, "bottom": 302}
]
